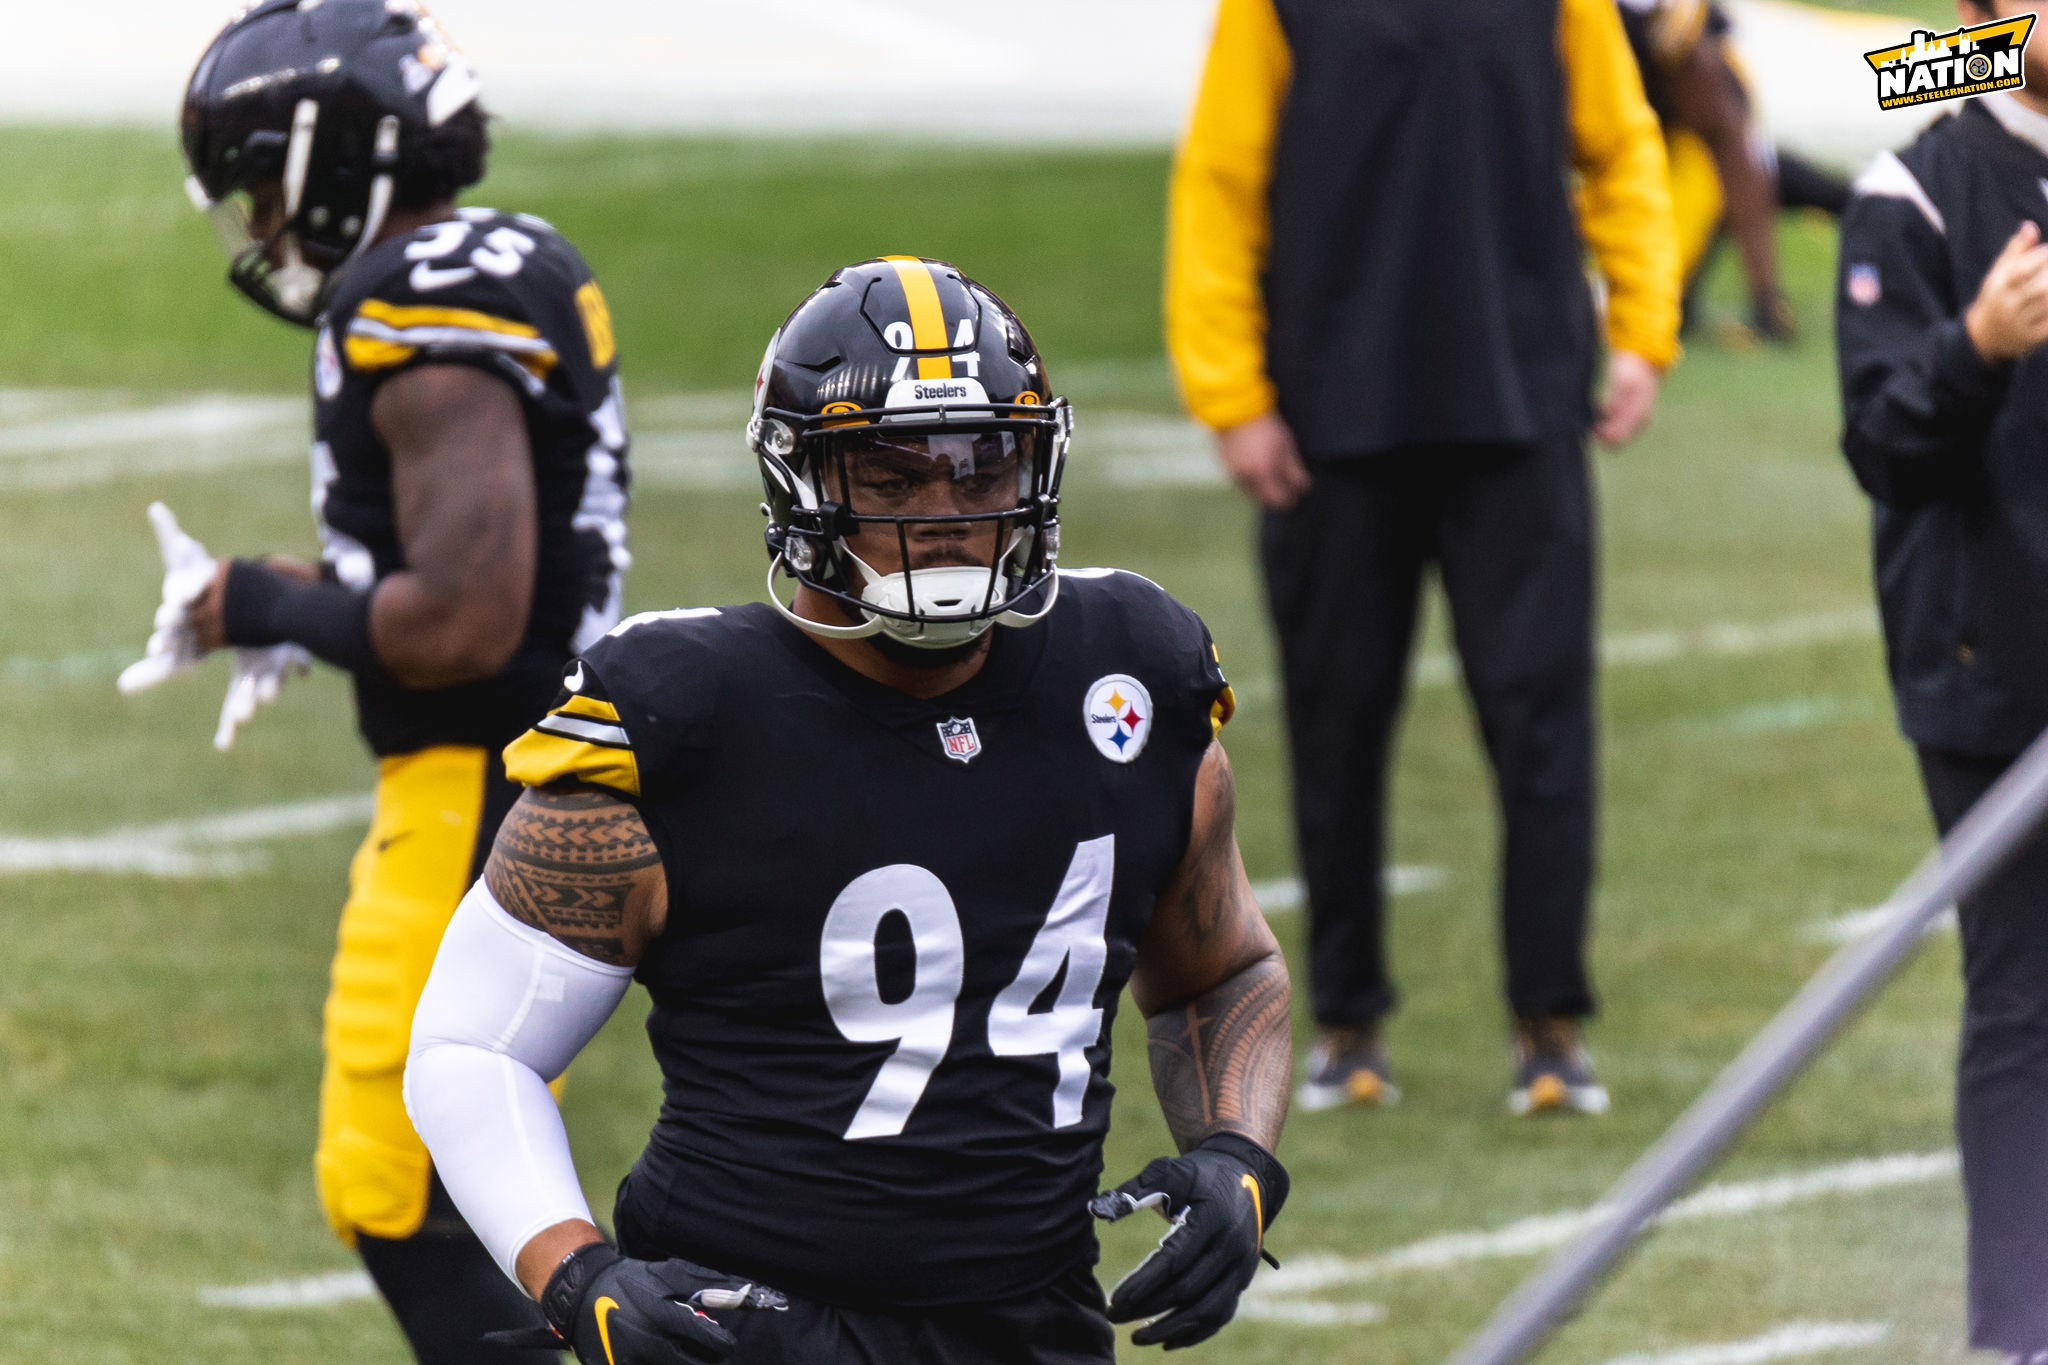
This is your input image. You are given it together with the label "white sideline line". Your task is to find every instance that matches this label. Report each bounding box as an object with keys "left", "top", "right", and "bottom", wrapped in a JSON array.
[
  {"left": 1599, "top": 1321, "right": 1889, "bottom": 1365},
  {"left": 197, "top": 1270, "right": 376, "bottom": 1310},
  {"left": 0, "top": 794, "right": 373, "bottom": 880},
  {"left": 1249, "top": 1151, "right": 1957, "bottom": 1298},
  {"left": 1805, "top": 903, "right": 1957, "bottom": 945},
  {"left": 1252, "top": 868, "right": 1447, "bottom": 915}
]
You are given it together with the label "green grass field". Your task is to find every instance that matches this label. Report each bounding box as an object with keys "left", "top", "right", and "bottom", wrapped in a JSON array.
[{"left": 0, "top": 122, "right": 1987, "bottom": 1364}]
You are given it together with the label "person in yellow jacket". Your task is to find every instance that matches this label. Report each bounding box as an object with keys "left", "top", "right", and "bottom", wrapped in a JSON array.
[{"left": 1168, "top": 0, "right": 1680, "bottom": 1116}]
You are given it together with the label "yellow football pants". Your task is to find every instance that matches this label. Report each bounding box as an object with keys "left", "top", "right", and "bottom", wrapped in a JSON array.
[{"left": 316, "top": 745, "right": 493, "bottom": 1245}]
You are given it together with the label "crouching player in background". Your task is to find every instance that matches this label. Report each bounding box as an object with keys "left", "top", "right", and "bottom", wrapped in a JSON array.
[
  {"left": 1837, "top": 16, "right": 2048, "bottom": 1355},
  {"left": 404, "top": 259, "right": 1293, "bottom": 1363},
  {"left": 124, "top": 3, "right": 632, "bottom": 1357}
]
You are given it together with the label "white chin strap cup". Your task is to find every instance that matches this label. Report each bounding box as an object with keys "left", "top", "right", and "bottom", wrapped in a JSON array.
[
  {"left": 856, "top": 561, "right": 1006, "bottom": 649},
  {"left": 764, "top": 554, "right": 1061, "bottom": 648}
]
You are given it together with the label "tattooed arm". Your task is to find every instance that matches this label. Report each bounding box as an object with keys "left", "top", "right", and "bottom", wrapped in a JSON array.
[
  {"left": 1129, "top": 740, "right": 1291, "bottom": 1153},
  {"left": 485, "top": 783, "right": 669, "bottom": 967}
]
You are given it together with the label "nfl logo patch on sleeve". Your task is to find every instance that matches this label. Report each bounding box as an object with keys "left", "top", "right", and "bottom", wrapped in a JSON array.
[
  {"left": 1085, "top": 674, "right": 1153, "bottom": 763},
  {"left": 1847, "top": 263, "right": 1882, "bottom": 307},
  {"left": 938, "top": 717, "right": 982, "bottom": 764}
]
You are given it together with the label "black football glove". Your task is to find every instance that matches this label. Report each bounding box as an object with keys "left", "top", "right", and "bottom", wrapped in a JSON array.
[
  {"left": 488, "top": 1241, "right": 786, "bottom": 1364},
  {"left": 1090, "top": 1133, "right": 1289, "bottom": 1350}
]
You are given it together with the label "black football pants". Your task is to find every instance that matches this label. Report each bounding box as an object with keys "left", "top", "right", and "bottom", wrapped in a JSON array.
[
  {"left": 1918, "top": 745, "right": 2048, "bottom": 1353},
  {"left": 1261, "top": 434, "right": 1597, "bottom": 1030},
  {"left": 715, "top": 1263, "right": 1115, "bottom": 1364}
]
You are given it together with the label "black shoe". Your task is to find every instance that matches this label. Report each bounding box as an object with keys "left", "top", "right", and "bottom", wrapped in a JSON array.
[
  {"left": 1295, "top": 1027, "right": 1399, "bottom": 1112},
  {"left": 1510, "top": 1018, "right": 1609, "bottom": 1116}
]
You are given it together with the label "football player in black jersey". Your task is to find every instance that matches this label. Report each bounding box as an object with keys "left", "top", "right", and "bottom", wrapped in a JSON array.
[
  {"left": 403, "top": 259, "right": 1294, "bottom": 1364},
  {"left": 144, "top": 3, "right": 630, "bottom": 1360}
]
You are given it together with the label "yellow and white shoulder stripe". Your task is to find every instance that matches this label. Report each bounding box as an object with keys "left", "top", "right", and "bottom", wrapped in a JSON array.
[{"left": 344, "top": 299, "right": 559, "bottom": 381}]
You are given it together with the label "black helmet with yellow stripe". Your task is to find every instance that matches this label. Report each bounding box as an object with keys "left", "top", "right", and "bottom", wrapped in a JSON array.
[{"left": 749, "top": 257, "right": 1072, "bottom": 651}]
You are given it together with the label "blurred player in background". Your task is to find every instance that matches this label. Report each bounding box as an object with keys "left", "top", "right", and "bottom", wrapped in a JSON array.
[
  {"left": 1167, "top": 0, "right": 1679, "bottom": 1116},
  {"left": 1837, "top": 8, "right": 2048, "bottom": 1352},
  {"left": 124, "top": 2, "right": 631, "bottom": 1358},
  {"left": 1617, "top": 0, "right": 1851, "bottom": 344},
  {"left": 404, "top": 259, "right": 1293, "bottom": 1364}
]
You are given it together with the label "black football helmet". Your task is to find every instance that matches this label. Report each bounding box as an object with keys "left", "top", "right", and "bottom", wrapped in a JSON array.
[
  {"left": 750, "top": 258, "right": 1072, "bottom": 650},
  {"left": 180, "top": 0, "right": 484, "bottom": 325}
]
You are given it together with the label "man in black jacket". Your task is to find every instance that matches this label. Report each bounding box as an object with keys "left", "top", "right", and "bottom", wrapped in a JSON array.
[{"left": 1837, "top": 20, "right": 2048, "bottom": 1350}]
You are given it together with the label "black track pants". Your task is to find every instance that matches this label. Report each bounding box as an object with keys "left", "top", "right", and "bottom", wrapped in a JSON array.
[
  {"left": 1260, "top": 435, "right": 1597, "bottom": 1028},
  {"left": 1918, "top": 745, "right": 2048, "bottom": 1353}
]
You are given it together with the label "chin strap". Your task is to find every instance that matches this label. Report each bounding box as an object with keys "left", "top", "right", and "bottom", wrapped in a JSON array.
[
  {"left": 994, "top": 568, "right": 1060, "bottom": 630},
  {"left": 765, "top": 556, "right": 885, "bottom": 640}
]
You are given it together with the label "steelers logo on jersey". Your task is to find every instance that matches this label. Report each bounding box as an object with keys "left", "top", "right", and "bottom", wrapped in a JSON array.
[
  {"left": 1084, "top": 674, "right": 1153, "bottom": 763},
  {"left": 315, "top": 327, "right": 343, "bottom": 402}
]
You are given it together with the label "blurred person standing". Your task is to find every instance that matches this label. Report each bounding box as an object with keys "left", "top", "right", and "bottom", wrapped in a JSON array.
[
  {"left": 1836, "top": 12, "right": 2048, "bottom": 1351},
  {"left": 1167, "top": 0, "right": 1680, "bottom": 1114},
  {"left": 122, "top": 3, "right": 631, "bottom": 1359}
]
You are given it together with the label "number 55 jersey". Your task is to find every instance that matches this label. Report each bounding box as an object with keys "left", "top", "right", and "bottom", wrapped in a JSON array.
[{"left": 503, "top": 569, "right": 1235, "bottom": 1308}]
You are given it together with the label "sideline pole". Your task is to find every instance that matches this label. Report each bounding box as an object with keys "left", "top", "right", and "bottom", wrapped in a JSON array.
[{"left": 1448, "top": 725, "right": 2048, "bottom": 1365}]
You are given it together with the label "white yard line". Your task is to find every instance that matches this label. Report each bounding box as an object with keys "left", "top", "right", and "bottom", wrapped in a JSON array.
[
  {"left": 0, "top": 839, "right": 259, "bottom": 878},
  {"left": 0, "top": 648, "right": 136, "bottom": 682},
  {"left": 1237, "top": 1299, "right": 1388, "bottom": 1325},
  {"left": 112, "top": 794, "right": 374, "bottom": 847},
  {"left": 1805, "top": 903, "right": 1957, "bottom": 945},
  {"left": 1225, "top": 609, "right": 1881, "bottom": 711},
  {"left": 1674, "top": 696, "right": 1880, "bottom": 740},
  {"left": 1421, "top": 610, "right": 1880, "bottom": 688},
  {"left": 1252, "top": 869, "right": 1447, "bottom": 916},
  {"left": 0, "top": 397, "right": 301, "bottom": 457},
  {"left": 197, "top": 1270, "right": 376, "bottom": 1310},
  {"left": 1249, "top": 1151, "right": 1957, "bottom": 1299},
  {"left": 1599, "top": 1321, "right": 1889, "bottom": 1365},
  {"left": 0, "top": 794, "right": 372, "bottom": 880}
]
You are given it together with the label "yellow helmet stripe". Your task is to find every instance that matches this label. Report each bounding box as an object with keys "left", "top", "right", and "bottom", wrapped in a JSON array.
[{"left": 883, "top": 256, "right": 954, "bottom": 381}]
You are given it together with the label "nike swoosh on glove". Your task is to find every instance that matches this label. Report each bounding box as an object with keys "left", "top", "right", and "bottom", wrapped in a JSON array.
[
  {"left": 492, "top": 1241, "right": 786, "bottom": 1364},
  {"left": 1091, "top": 1133, "right": 1289, "bottom": 1350}
]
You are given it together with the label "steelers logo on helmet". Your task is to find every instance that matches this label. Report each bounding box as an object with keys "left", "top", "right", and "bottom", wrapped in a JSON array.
[
  {"left": 748, "top": 256, "right": 1075, "bottom": 652},
  {"left": 1085, "top": 674, "right": 1154, "bottom": 763}
]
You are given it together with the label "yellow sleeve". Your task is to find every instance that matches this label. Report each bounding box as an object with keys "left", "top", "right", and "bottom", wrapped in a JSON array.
[
  {"left": 502, "top": 693, "right": 642, "bottom": 799},
  {"left": 1164, "top": 0, "right": 1292, "bottom": 432},
  {"left": 1560, "top": 0, "right": 1681, "bottom": 368}
]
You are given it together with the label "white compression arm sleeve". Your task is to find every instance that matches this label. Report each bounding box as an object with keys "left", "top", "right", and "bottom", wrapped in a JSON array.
[{"left": 404, "top": 879, "right": 634, "bottom": 1281}]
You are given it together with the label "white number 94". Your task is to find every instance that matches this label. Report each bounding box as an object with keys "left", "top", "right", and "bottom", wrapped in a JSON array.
[{"left": 819, "top": 836, "right": 1114, "bottom": 1140}]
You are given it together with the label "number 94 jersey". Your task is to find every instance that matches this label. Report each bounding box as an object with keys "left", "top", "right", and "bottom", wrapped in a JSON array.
[
  {"left": 503, "top": 569, "right": 1235, "bottom": 1309},
  {"left": 315, "top": 207, "right": 629, "bottom": 756}
]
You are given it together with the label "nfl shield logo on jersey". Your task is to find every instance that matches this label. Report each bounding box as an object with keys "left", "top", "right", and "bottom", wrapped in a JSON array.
[
  {"left": 937, "top": 717, "right": 982, "bottom": 764},
  {"left": 1084, "top": 674, "right": 1153, "bottom": 763}
]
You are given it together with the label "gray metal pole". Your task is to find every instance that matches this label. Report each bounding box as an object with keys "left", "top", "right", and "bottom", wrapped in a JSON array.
[{"left": 1447, "top": 724, "right": 2048, "bottom": 1365}]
